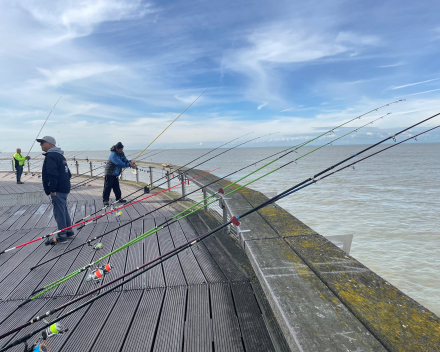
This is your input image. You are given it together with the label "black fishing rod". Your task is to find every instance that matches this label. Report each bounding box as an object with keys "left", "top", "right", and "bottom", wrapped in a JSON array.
[
  {"left": 2, "top": 97, "right": 62, "bottom": 178},
  {"left": 3, "top": 119, "right": 438, "bottom": 351}
]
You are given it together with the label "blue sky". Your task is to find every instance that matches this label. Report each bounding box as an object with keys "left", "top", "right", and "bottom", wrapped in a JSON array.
[{"left": 1, "top": 0, "right": 439, "bottom": 151}]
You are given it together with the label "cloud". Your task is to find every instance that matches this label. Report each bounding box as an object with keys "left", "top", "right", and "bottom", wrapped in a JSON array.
[
  {"left": 221, "top": 25, "right": 380, "bottom": 104},
  {"left": 402, "top": 88, "right": 440, "bottom": 97},
  {"left": 31, "top": 63, "right": 120, "bottom": 87},
  {"left": 19, "top": 0, "right": 153, "bottom": 46},
  {"left": 391, "top": 78, "right": 439, "bottom": 90},
  {"left": 379, "top": 61, "right": 405, "bottom": 68},
  {"left": 257, "top": 102, "right": 268, "bottom": 110}
]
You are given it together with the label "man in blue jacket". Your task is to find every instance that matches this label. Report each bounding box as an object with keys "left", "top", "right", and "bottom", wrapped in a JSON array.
[
  {"left": 37, "top": 136, "right": 73, "bottom": 245},
  {"left": 103, "top": 142, "right": 135, "bottom": 206}
]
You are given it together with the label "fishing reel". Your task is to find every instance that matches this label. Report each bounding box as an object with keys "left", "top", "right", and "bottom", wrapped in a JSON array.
[
  {"left": 23, "top": 321, "right": 68, "bottom": 352},
  {"left": 86, "top": 263, "right": 113, "bottom": 283},
  {"left": 92, "top": 242, "right": 103, "bottom": 251}
]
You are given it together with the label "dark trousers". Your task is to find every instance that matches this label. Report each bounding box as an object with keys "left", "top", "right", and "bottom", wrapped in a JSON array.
[
  {"left": 51, "top": 192, "right": 72, "bottom": 239},
  {"left": 16, "top": 166, "right": 23, "bottom": 182},
  {"left": 103, "top": 175, "right": 122, "bottom": 201}
]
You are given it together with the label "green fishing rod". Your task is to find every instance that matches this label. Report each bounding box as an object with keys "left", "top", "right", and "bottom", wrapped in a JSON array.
[
  {"left": 26, "top": 111, "right": 393, "bottom": 297},
  {"left": 4, "top": 117, "right": 439, "bottom": 352}
]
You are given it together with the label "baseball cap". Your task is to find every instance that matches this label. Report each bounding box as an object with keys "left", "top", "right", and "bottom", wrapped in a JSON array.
[{"left": 36, "top": 136, "right": 56, "bottom": 145}]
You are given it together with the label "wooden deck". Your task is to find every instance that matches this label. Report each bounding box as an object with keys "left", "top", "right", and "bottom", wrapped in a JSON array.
[{"left": 0, "top": 175, "right": 279, "bottom": 352}]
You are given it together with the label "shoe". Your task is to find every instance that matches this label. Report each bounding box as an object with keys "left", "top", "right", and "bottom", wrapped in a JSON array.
[
  {"left": 103, "top": 200, "right": 109, "bottom": 206},
  {"left": 17, "top": 181, "right": 24, "bottom": 184},
  {"left": 66, "top": 230, "right": 74, "bottom": 238},
  {"left": 117, "top": 199, "right": 127, "bottom": 204},
  {"left": 45, "top": 237, "right": 67, "bottom": 246}
]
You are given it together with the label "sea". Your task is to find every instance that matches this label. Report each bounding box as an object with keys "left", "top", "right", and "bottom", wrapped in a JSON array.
[{"left": 1, "top": 143, "right": 439, "bottom": 316}]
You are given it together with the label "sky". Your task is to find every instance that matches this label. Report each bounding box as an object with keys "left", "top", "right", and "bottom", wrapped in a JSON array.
[{"left": 1, "top": 0, "right": 440, "bottom": 151}]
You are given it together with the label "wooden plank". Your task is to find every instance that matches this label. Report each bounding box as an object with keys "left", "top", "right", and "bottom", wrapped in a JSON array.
[
  {"left": 121, "top": 288, "right": 165, "bottom": 352},
  {"left": 152, "top": 286, "right": 186, "bottom": 352},
  {"left": 184, "top": 284, "right": 212, "bottom": 352},
  {"left": 91, "top": 290, "right": 143, "bottom": 352},
  {"left": 231, "top": 281, "right": 275, "bottom": 352},
  {"left": 210, "top": 283, "right": 244, "bottom": 352}
]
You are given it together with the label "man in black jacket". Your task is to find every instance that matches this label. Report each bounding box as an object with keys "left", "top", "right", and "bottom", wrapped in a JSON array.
[{"left": 37, "top": 136, "right": 73, "bottom": 245}]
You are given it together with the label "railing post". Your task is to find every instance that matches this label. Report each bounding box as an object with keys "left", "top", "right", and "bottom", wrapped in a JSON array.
[
  {"left": 89, "top": 161, "right": 93, "bottom": 176},
  {"left": 135, "top": 166, "right": 139, "bottom": 183},
  {"left": 76, "top": 161, "right": 79, "bottom": 175},
  {"left": 27, "top": 161, "right": 30, "bottom": 173},
  {"left": 149, "top": 166, "right": 153, "bottom": 186},
  {"left": 180, "top": 172, "right": 186, "bottom": 200},
  {"left": 11, "top": 160, "right": 14, "bottom": 172},
  {"left": 166, "top": 171, "right": 171, "bottom": 190},
  {"left": 220, "top": 198, "right": 228, "bottom": 235},
  {"left": 203, "top": 188, "right": 208, "bottom": 212}
]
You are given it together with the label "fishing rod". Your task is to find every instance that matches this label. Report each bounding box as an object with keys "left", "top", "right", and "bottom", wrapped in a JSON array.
[
  {"left": 2, "top": 97, "right": 62, "bottom": 178},
  {"left": 25, "top": 111, "right": 392, "bottom": 292},
  {"left": 30, "top": 105, "right": 401, "bottom": 267},
  {"left": 4, "top": 120, "right": 438, "bottom": 351},
  {"left": 73, "top": 132, "right": 259, "bottom": 221},
  {"left": 120, "top": 88, "right": 208, "bottom": 176}
]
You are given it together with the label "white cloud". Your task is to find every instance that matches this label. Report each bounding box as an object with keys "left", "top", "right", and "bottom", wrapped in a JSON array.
[
  {"left": 222, "top": 25, "right": 380, "bottom": 104},
  {"left": 402, "top": 88, "right": 440, "bottom": 97},
  {"left": 379, "top": 61, "right": 405, "bottom": 68},
  {"left": 31, "top": 63, "right": 120, "bottom": 87},
  {"left": 18, "top": 0, "right": 153, "bottom": 46},
  {"left": 257, "top": 102, "right": 268, "bottom": 110},
  {"left": 391, "top": 78, "right": 439, "bottom": 90}
]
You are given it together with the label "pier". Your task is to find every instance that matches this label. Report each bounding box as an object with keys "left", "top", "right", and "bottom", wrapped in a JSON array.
[{"left": 0, "top": 159, "right": 439, "bottom": 351}]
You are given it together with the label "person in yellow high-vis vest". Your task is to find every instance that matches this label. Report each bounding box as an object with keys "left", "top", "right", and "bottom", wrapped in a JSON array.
[{"left": 13, "top": 148, "right": 30, "bottom": 184}]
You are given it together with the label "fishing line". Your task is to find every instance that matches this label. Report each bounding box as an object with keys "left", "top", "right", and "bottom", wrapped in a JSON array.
[{"left": 2, "top": 118, "right": 437, "bottom": 350}]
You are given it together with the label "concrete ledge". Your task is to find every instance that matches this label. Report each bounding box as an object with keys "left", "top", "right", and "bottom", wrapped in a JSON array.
[{"left": 285, "top": 235, "right": 440, "bottom": 352}]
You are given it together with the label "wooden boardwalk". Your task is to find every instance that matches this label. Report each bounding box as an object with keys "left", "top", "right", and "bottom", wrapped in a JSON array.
[{"left": 0, "top": 175, "right": 278, "bottom": 352}]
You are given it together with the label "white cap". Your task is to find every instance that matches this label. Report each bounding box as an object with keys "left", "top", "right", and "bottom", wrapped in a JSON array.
[{"left": 36, "top": 136, "right": 56, "bottom": 145}]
